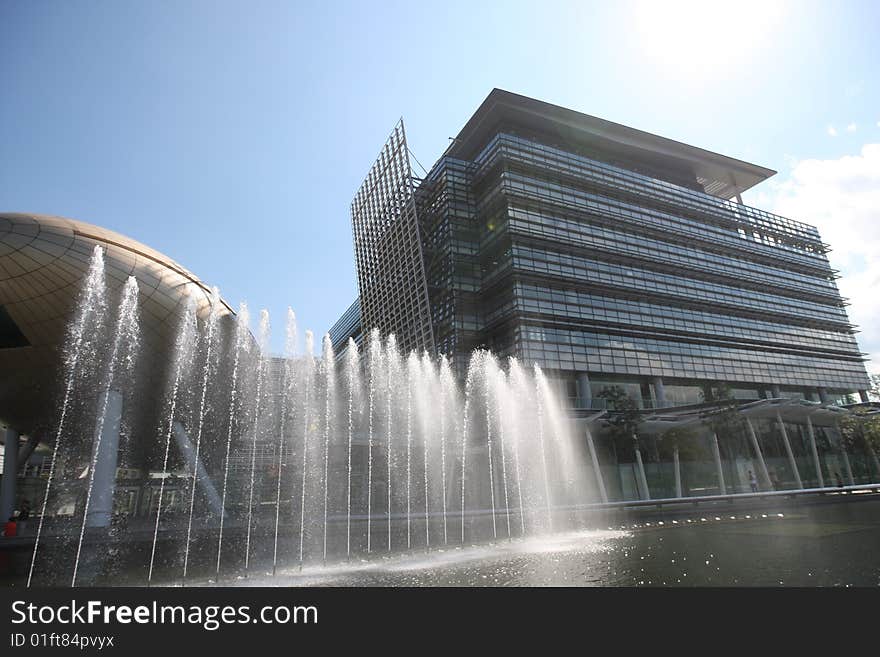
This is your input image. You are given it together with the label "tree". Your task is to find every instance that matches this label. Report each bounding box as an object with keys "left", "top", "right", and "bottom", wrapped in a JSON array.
[
  {"left": 597, "top": 385, "right": 648, "bottom": 498},
  {"left": 867, "top": 373, "right": 880, "bottom": 402},
  {"left": 699, "top": 382, "right": 746, "bottom": 455},
  {"left": 657, "top": 426, "right": 707, "bottom": 498},
  {"left": 838, "top": 409, "right": 880, "bottom": 456},
  {"left": 657, "top": 426, "right": 705, "bottom": 461},
  {"left": 597, "top": 385, "right": 643, "bottom": 451}
]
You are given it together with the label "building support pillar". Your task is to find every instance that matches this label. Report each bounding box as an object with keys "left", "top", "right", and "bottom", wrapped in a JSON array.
[
  {"left": 817, "top": 387, "right": 829, "bottom": 404},
  {"left": 859, "top": 390, "right": 870, "bottom": 403},
  {"left": 776, "top": 411, "right": 803, "bottom": 489},
  {"left": 805, "top": 415, "right": 824, "bottom": 488},
  {"left": 652, "top": 377, "right": 666, "bottom": 408},
  {"left": 770, "top": 384, "right": 781, "bottom": 399},
  {"left": 834, "top": 423, "right": 856, "bottom": 486},
  {"left": 633, "top": 438, "right": 650, "bottom": 501},
  {"left": 841, "top": 448, "right": 855, "bottom": 486},
  {"left": 1, "top": 427, "right": 19, "bottom": 522},
  {"left": 585, "top": 425, "right": 607, "bottom": 503},
  {"left": 745, "top": 417, "right": 771, "bottom": 490},
  {"left": 16, "top": 434, "right": 40, "bottom": 470},
  {"left": 673, "top": 445, "right": 683, "bottom": 498},
  {"left": 172, "top": 422, "right": 224, "bottom": 518},
  {"left": 86, "top": 389, "right": 123, "bottom": 528},
  {"left": 711, "top": 433, "right": 727, "bottom": 495},
  {"left": 576, "top": 373, "right": 591, "bottom": 410},
  {"left": 868, "top": 445, "right": 880, "bottom": 481}
]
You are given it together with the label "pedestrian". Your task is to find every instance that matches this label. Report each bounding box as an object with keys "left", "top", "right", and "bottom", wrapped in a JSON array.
[
  {"left": 770, "top": 469, "right": 779, "bottom": 491},
  {"left": 748, "top": 470, "right": 758, "bottom": 493},
  {"left": 2, "top": 516, "right": 16, "bottom": 538}
]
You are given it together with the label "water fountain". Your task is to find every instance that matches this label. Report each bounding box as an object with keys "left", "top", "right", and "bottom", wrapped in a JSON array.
[
  {"left": 27, "top": 246, "right": 108, "bottom": 587},
  {"left": 24, "top": 246, "right": 594, "bottom": 587},
  {"left": 148, "top": 293, "right": 198, "bottom": 585},
  {"left": 71, "top": 275, "right": 140, "bottom": 586},
  {"left": 216, "top": 302, "right": 251, "bottom": 574}
]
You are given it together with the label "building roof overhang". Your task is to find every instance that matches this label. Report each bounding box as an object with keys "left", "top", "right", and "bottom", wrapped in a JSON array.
[
  {"left": 446, "top": 89, "right": 776, "bottom": 200},
  {"left": 634, "top": 398, "right": 861, "bottom": 434}
]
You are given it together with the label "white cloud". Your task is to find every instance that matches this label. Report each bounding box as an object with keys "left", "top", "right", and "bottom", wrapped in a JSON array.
[
  {"left": 764, "top": 144, "right": 880, "bottom": 376},
  {"left": 827, "top": 125, "right": 838, "bottom": 137},
  {"left": 846, "top": 122, "right": 857, "bottom": 133}
]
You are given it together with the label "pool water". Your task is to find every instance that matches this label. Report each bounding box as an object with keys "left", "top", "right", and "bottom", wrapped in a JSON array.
[{"left": 226, "top": 496, "right": 880, "bottom": 587}]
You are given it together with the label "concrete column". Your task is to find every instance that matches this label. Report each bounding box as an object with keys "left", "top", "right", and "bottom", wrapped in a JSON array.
[
  {"left": 172, "top": 422, "right": 224, "bottom": 518},
  {"left": 652, "top": 377, "right": 666, "bottom": 408},
  {"left": 776, "top": 411, "right": 803, "bottom": 489},
  {"left": 832, "top": 422, "right": 855, "bottom": 485},
  {"left": 86, "top": 389, "right": 123, "bottom": 528},
  {"left": 711, "top": 433, "right": 727, "bottom": 495},
  {"left": 805, "top": 415, "right": 824, "bottom": 488},
  {"left": 770, "top": 384, "right": 781, "bottom": 399},
  {"left": 841, "top": 448, "right": 855, "bottom": 485},
  {"left": 817, "top": 387, "right": 829, "bottom": 404},
  {"left": 633, "top": 438, "right": 650, "bottom": 501},
  {"left": 859, "top": 390, "right": 870, "bottom": 403},
  {"left": 16, "top": 434, "right": 40, "bottom": 470},
  {"left": 868, "top": 445, "right": 880, "bottom": 481},
  {"left": 745, "top": 417, "right": 771, "bottom": 489},
  {"left": 1, "top": 428, "right": 19, "bottom": 522},
  {"left": 585, "top": 425, "right": 607, "bottom": 503},
  {"left": 576, "top": 373, "right": 591, "bottom": 410},
  {"left": 673, "top": 445, "right": 683, "bottom": 498}
]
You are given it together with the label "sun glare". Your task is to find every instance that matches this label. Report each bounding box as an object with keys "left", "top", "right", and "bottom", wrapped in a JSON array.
[{"left": 634, "top": 0, "right": 787, "bottom": 79}]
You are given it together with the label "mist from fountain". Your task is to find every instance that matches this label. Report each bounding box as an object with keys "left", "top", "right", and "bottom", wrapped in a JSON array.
[
  {"left": 28, "top": 246, "right": 108, "bottom": 587},
  {"left": 29, "top": 248, "right": 594, "bottom": 586},
  {"left": 321, "top": 334, "right": 336, "bottom": 563},
  {"left": 272, "top": 308, "right": 297, "bottom": 575},
  {"left": 216, "top": 302, "right": 251, "bottom": 574},
  {"left": 244, "top": 310, "right": 270, "bottom": 572},
  {"left": 182, "top": 287, "right": 221, "bottom": 579},
  {"left": 147, "top": 292, "right": 199, "bottom": 585},
  {"left": 71, "top": 275, "right": 140, "bottom": 586}
]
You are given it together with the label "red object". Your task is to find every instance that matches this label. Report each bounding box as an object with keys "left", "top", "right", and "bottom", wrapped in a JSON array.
[{"left": 2, "top": 521, "right": 16, "bottom": 537}]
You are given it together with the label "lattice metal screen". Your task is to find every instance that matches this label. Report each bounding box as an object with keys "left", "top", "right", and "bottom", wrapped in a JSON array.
[{"left": 350, "top": 120, "right": 435, "bottom": 354}]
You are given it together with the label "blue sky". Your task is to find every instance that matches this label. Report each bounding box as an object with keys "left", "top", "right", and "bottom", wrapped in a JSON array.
[{"left": 1, "top": 1, "right": 879, "bottom": 371}]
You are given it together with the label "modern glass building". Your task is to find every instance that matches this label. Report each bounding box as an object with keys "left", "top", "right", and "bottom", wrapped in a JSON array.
[{"left": 335, "top": 89, "right": 871, "bottom": 408}]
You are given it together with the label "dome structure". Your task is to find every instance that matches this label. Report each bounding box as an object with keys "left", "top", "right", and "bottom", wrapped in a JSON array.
[{"left": 0, "top": 212, "right": 234, "bottom": 439}]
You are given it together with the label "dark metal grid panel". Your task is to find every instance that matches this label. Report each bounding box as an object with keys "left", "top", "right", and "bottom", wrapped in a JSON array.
[{"left": 351, "top": 120, "right": 435, "bottom": 355}]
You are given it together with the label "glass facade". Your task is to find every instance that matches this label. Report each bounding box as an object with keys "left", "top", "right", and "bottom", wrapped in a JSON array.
[
  {"left": 336, "top": 90, "right": 870, "bottom": 402},
  {"left": 328, "top": 299, "right": 362, "bottom": 356}
]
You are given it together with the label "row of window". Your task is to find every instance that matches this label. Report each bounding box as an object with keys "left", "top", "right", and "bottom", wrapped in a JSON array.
[
  {"left": 509, "top": 281, "right": 859, "bottom": 354},
  {"left": 475, "top": 132, "right": 823, "bottom": 246},
  {"left": 505, "top": 204, "right": 838, "bottom": 298},
  {"left": 514, "top": 325, "right": 870, "bottom": 389},
  {"left": 498, "top": 167, "right": 832, "bottom": 276},
  {"left": 511, "top": 244, "right": 850, "bottom": 325}
]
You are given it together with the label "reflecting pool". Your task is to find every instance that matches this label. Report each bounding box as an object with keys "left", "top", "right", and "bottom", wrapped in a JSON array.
[{"left": 220, "top": 496, "right": 880, "bottom": 587}]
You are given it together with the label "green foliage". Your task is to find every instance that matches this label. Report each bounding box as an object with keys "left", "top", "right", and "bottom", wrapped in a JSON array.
[
  {"left": 657, "top": 426, "right": 706, "bottom": 461},
  {"left": 699, "top": 382, "right": 745, "bottom": 443},
  {"left": 597, "top": 385, "right": 643, "bottom": 449},
  {"left": 868, "top": 374, "right": 880, "bottom": 402},
  {"left": 838, "top": 409, "right": 880, "bottom": 454}
]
